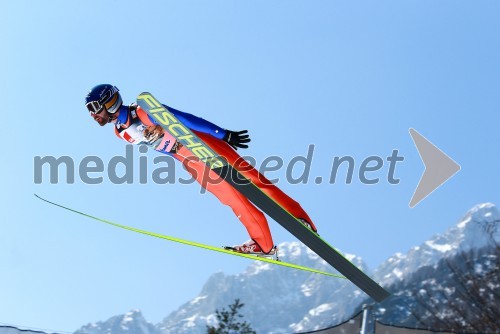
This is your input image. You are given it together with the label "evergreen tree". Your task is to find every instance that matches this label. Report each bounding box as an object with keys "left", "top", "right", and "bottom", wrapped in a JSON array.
[{"left": 207, "top": 299, "right": 256, "bottom": 334}]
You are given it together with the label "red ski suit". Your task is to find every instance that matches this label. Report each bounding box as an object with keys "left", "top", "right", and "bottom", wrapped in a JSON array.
[{"left": 113, "top": 104, "right": 316, "bottom": 254}]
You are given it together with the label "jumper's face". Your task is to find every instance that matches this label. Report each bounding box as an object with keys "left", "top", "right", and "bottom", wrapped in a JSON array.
[{"left": 90, "top": 106, "right": 111, "bottom": 126}]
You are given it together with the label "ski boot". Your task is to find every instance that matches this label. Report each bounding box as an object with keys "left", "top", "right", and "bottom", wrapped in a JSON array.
[{"left": 224, "top": 240, "right": 279, "bottom": 260}]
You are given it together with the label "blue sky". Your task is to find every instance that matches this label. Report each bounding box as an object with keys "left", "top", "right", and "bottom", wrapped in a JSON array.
[{"left": 1, "top": 0, "right": 499, "bottom": 332}]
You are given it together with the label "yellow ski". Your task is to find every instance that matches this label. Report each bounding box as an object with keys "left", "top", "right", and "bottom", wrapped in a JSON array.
[{"left": 35, "top": 194, "right": 345, "bottom": 279}]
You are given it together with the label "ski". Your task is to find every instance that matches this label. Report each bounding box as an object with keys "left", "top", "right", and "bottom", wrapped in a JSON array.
[
  {"left": 35, "top": 194, "right": 344, "bottom": 278},
  {"left": 137, "top": 92, "right": 390, "bottom": 302}
]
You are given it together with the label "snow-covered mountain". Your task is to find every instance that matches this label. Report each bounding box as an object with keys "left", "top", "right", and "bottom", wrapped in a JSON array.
[
  {"left": 74, "top": 310, "right": 159, "bottom": 334},
  {"left": 158, "top": 242, "right": 367, "bottom": 334},
  {"left": 373, "top": 242, "right": 499, "bottom": 331},
  {"left": 371, "top": 203, "right": 500, "bottom": 331},
  {"left": 374, "top": 202, "right": 499, "bottom": 286},
  {"left": 70, "top": 203, "right": 499, "bottom": 334}
]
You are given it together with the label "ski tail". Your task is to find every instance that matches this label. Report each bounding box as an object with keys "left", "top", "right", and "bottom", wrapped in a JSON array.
[{"left": 215, "top": 165, "right": 391, "bottom": 302}]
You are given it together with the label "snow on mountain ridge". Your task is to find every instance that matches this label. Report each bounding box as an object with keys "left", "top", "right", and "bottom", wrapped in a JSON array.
[
  {"left": 72, "top": 203, "right": 499, "bottom": 334},
  {"left": 375, "top": 202, "right": 499, "bottom": 285},
  {"left": 75, "top": 309, "right": 158, "bottom": 334},
  {"left": 457, "top": 202, "right": 499, "bottom": 244},
  {"left": 463, "top": 202, "right": 499, "bottom": 223},
  {"left": 159, "top": 241, "right": 367, "bottom": 334}
]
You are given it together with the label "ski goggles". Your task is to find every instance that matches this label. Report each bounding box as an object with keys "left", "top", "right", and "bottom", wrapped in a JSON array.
[
  {"left": 86, "top": 86, "right": 119, "bottom": 115},
  {"left": 86, "top": 100, "right": 105, "bottom": 115}
]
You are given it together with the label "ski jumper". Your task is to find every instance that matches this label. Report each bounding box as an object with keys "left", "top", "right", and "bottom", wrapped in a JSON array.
[{"left": 113, "top": 104, "right": 316, "bottom": 254}]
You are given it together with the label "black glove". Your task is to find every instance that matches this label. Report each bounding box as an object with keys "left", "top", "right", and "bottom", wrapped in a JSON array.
[{"left": 223, "top": 130, "right": 251, "bottom": 150}]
